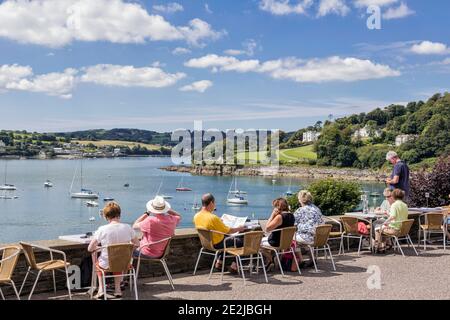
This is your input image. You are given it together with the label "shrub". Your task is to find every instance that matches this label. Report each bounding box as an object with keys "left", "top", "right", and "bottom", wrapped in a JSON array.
[
  {"left": 287, "top": 179, "right": 362, "bottom": 216},
  {"left": 409, "top": 155, "right": 450, "bottom": 207}
]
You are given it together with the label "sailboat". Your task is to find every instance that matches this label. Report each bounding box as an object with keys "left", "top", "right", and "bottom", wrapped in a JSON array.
[
  {"left": 156, "top": 178, "right": 173, "bottom": 199},
  {"left": 191, "top": 193, "right": 201, "bottom": 210},
  {"left": 176, "top": 176, "right": 192, "bottom": 192},
  {"left": 227, "top": 178, "right": 248, "bottom": 205},
  {"left": 285, "top": 178, "right": 293, "bottom": 196},
  {"left": 86, "top": 200, "right": 99, "bottom": 207},
  {"left": 44, "top": 164, "right": 53, "bottom": 188},
  {"left": 0, "top": 162, "right": 16, "bottom": 191},
  {"left": 228, "top": 176, "right": 247, "bottom": 195},
  {"left": 70, "top": 160, "right": 99, "bottom": 199},
  {"left": 103, "top": 175, "right": 114, "bottom": 202}
]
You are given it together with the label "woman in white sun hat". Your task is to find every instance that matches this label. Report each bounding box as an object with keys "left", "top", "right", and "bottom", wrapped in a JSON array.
[{"left": 133, "top": 196, "right": 181, "bottom": 259}]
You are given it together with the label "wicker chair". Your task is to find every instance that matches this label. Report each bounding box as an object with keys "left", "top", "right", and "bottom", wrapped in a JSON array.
[
  {"left": 303, "top": 224, "right": 336, "bottom": 272},
  {"left": 0, "top": 246, "right": 21, "bottom": 300},
  {"left": 221, "top": 231, "right": 268, "bottom": 285},
  {"left": 260, "top": 226, "right": 301, "bottom": 277},
  {"left": 135, "top": 237, "right": 174, "bottom": 290},
  {"left": 323, "top": 217, "right": 344, "bottom": 254},
  {"left": 193, "top": 228, "right": 230, "bottom": 279},
  {"left": 19, "top": 242, "right": 72, "bottom": 300},
  {"left": 418, "top": 212, "right": 446, "bottom": 250},
  {"left": 340, "top": 216, "right": 372, "bottom": 255},
  {"left": 90, "top": 243, "right": 138, "bottom": 300},
  {"left": 382, "top": 219, "right": 418, "bottom": 257}
]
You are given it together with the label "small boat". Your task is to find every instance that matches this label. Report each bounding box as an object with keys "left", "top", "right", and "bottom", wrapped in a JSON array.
[
  {"left": 89, "top": 216, "right": 96, "bottom": 222},
  {"left": 192, "top": 204, "right": 201, "bottom": 210},
  {"left": 0, "top": 162, "right": 17, "bottom": 190},
  {"left": 227, "top": 178, "right": 248, "bottom": 205},
  {"left": 285, "top": 178, "right": 293, "bottom": 196},
  {"left": 103, "top": 197, "right": 114, "bottom": 202},
  {"left": 124, "top": 183, "right": 130, "bottom": 188},
  {"left": 0, "top": 184, "right": 17, "bottom": 191},
  {"left": 0, "top": 193, "right": 18, "bottom": 200},
  {"left": 86, "top": 200, "right": 99, "bottom": 207},
  {"left": 44, "top": 180, "right": 53, "bottom": 188},
  {"left": 160, "top": 195, "right": 173, "bottom": 199},
  {"left": 155, "top": 178, "right": 173, "bottom": 199},
  {"left": 70, "top": 160, "right": 99, "bottom": 199},
  {"left": 228, "top": 177, "right": 247, "bottom": 194},
  {"left": 176, "top": 177, "right": 192, "bottom": 192}
]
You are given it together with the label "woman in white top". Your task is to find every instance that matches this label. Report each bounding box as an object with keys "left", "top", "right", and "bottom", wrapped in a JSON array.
[{"left": 88, "top": 202, "right": 139, "bottom": 299}]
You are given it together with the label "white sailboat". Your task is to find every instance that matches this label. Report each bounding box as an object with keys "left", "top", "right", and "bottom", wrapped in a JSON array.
[
  {"left": 0, "top": 162, "right": 16, "bottom": 191},
  {"left": 103, "top": 175, "right": 114, "bottom": 202},
  {"left": 191, "top": 193, "right": 201, "bottom": 210},
  {"left": 86, "top": 200, "right": 99, "bottom": 207},
  {"left": 228, "top": 176, "right": 247, "bottom": 194},
  {"left": 70, "top": 160, "right": 99, "bottom": 199},
  {"left": 285, "top": 178, "right": 293, "bottom": 196},
  {"left": 44, "top": 164, "right": 53, "bottom": 188},
  {"left": 227, "top": 178, "right": 248, "bottom": 205},
  {"left": 156, "top": 178, "right": 173, "bottom": 199}
]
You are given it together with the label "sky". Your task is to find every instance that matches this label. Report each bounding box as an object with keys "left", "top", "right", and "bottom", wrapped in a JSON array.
[{"left": 0, "top": 0, "right": 449, "bottom": 133}]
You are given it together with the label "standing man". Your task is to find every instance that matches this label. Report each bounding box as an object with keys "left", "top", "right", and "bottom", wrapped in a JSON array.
[{"left": 385, "top": 151, "right": 410, "bottom": 200}]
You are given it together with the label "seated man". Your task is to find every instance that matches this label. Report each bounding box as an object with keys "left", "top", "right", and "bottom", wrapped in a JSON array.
[{"left": 193, "top": 193, "right": 244, "bottom": 273}]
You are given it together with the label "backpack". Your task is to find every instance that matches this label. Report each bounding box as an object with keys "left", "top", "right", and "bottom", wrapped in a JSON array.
[{"left": 280, "top": 240, "right": 300, "bottom": 272}]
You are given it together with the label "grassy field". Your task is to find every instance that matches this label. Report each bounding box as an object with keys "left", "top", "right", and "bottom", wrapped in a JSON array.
[
  {"left": 234, "top": 145, "right": 317, "bottom": 163},
  {"left": 73, "top": 140, "right": 161, "bottom": 150}
]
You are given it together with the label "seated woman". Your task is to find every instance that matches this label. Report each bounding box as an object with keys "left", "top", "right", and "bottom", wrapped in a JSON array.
[
  {"left": 133, "top": 196, "right": 181, "bottom": 259},
  {"left": 261, "top": 198, "right": 295, "bottom": 270},
  {"left": 375, "top": 188, "right": 393, "bottom": 214},
  {"left": 88, "top": 202, "right": 139, "bottom": 299},
  {"left": 294, "top": 190, "right": 323, "bottom": 266},
  {"left": 374, "top": 189, "right": 409, "bottom": 253}
]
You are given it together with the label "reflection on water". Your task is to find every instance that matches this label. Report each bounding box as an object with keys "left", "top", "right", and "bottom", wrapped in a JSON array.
[{"left": 0, "top": 158, "right": 385, "bottom": 242}]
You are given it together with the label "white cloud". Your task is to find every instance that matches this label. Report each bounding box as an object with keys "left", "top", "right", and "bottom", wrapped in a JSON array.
[
  {"left": 80, "top": 64, "right": 186, "bottom": 88},
  {"left": 224, "top": 39, "right": 258, "bottom": 57},
  {"left": 411, "top": 41, "right": 449, "bottom": 55},
  {"left": 0, "top": 0, "right": 224, "bottom": 47},
  {"left": 153, "top": 2, "right": 184, "bottom": 14},
  {"left": 0, "top": 64, "right": 76, "bottom": 98},
  {"left": 172, "top": 47, "right": 192, "bottom": 55},
  {"left": 185, "top": 54, "right": 400, "bottom": 83},
  {"left": 354, "top": 0, "right": 398, "bottom": 8},
  {"left": 180, "top": 80, "right": 213, "bottom": 93},
  {"left": 259, "top": 0, "right": 313, "bottom": 15},
  {"left": 383, "top": 2, "right": 414, "bottom": 19},
  {"left": 318, "top": 0, "right": 350, "bottom": 17}
]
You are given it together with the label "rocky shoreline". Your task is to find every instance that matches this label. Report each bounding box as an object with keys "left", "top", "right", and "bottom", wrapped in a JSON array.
[{"left": 160, "top": 164, "right": 388, "bottom": 182}]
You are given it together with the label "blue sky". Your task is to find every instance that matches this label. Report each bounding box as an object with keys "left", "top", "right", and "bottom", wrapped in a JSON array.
[{"left": 0, "top": 0, "right": 448, "bottom": 133}]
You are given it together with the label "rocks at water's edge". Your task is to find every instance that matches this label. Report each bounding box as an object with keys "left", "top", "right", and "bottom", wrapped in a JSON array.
[{"left": 160, "top": 165, "right": 388, "bottom": 182}]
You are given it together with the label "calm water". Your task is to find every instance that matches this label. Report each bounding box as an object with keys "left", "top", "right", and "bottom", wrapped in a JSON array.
[{"left": 0, "top": 158, "right": 385, "bottom": 243}]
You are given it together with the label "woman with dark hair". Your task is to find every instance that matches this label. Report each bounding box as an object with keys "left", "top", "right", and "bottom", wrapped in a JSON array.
[{"left": 261, "top": 198, "right": 295, "bottom": 270}]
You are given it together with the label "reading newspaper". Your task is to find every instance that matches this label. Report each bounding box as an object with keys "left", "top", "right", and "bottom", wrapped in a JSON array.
[{"left": 221, "top": 214, "right": 248, "bottom": 229}]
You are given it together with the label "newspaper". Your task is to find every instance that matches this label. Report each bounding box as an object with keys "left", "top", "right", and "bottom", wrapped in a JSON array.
[{"left": 221, "top": 214, "right": 248, "bottom": 228}]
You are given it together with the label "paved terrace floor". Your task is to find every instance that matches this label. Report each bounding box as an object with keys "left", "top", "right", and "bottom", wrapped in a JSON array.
[{"left": 32, "top": 246, "right": 450, "bottom": 300}]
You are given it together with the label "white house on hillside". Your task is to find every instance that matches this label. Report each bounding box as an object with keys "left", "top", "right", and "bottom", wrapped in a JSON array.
[
  {"left": 303, "top": 131, "right": 321, "bottom": 143},
  {"left": 395, "top": 134, "right": 418, "bottom": 147}
]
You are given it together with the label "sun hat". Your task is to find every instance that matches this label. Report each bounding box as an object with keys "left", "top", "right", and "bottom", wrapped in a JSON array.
[{"left": 146, "top": 196, "right": 171, "bottom": 214}]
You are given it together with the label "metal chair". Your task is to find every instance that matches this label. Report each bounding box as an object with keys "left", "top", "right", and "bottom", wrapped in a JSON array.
[
  {"left": 221, "top": 231, "right": 268, "bottom": 285},
  {"left": 0, "top": 246, "right": 21, "bottom": 300},
  {"left": 323, "top": 216, "right": 344, "bottom": 254},
  {"left": 303, "top": 224, "right": 336, "bottom": 272},
  {"left": 418, "top": 212, "right": 446, "bottom": 250},
  {"left": 382, "top": 219, "right": 418, "bottom": 257},
  {"left": 260, "top": 226, "right": 301, "bottom": 277},
  {"left": 135, "top": 237, "right": 174, "bottom": 290},
  {"left": 193, "top": 228, "right": 229, "bottom": 278},
  {"left": 340, "top": 216, "right": 372, "bottom": 255},
  {"left": 19, "top": 242, "right": 72, "bottom": 300},
  {"left": 90, "top": 243, "right": 138, "bottom": 300}
]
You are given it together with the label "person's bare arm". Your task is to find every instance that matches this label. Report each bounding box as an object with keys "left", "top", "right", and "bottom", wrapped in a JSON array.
[
  {"left": 266, "top": 214, "right": 283, "bottom": 232},
  {"left": 131, "top": 236, "right": 140, "bottom": 247},
  {"left": 168, "top": 209, "right": 181, "bottom": 218},
  {"left": 386, "top": 175, "right": 399, "bottom": 185},
  {"left": 88, "top": 239, "right": 99, "bottom": 253},
  {"left": 229, "top": 226, "right": 245, "bottom": 233},
  {"left": 133, "top": 213, "right": 148, "bottom": 229}
]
